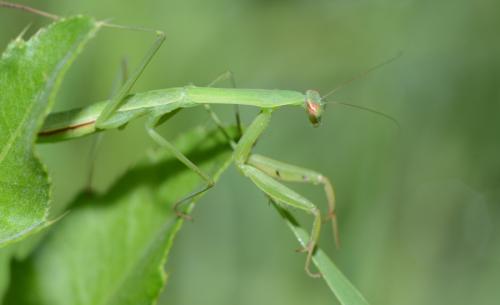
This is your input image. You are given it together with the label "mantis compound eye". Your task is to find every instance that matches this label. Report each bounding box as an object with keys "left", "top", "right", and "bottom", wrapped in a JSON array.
[{"left": 305, "top": 90, "right": 324, "bottom": 127}]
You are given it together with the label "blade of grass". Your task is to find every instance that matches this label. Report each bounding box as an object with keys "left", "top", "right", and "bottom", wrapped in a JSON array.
[{"left": 274, "top": 205, "right": 371, "bottom": 305}]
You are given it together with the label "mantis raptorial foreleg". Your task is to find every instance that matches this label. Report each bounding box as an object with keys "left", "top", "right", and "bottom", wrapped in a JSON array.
[
  {"left": 247, "top": 154, "right": 339, "bottom": 248},
  {"left": 234, "top": 109, "right": 323, "bottom": 278}
]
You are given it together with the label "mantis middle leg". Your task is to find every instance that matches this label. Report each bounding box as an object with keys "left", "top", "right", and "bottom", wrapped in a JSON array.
[{"left": 145, "top": 111, "right": 216, "bottom": 219}]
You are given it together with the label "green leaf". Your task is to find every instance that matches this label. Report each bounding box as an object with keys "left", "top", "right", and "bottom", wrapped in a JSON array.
[
  {"left": 0, "top": 17, "right": 100, "bottom": 245},
  {"left": 275, "top": 206, "right": 371, "bottom": 305},
  {"left": 0, "top": 249, "right": 12, "bottom": 300},
  {"left": 5, "top": 126, "right": 234, "bottom": 305}
]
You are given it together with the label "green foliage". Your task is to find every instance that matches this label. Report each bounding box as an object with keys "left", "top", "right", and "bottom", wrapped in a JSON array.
[
  {"left": 0, "top": 16, "right": 99, "bottom": 246},
  {"left": 4, "top": 126, "right": 234, "bottom": 304},
  {"left": 277, "top": 207, "right": 369, "bottom": 305},
  {"left": 0, "top": 250, "right": 11, "bottom": 299},
  {"left": 2, "top": 1, "right": 499, "bottom": 304}
]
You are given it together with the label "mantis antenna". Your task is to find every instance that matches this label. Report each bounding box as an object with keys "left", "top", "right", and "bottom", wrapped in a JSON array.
[
  {"left": 321, "top": 51, "right": 403, "bottom": 100},
  {"left": 320, "top": 52, "right": 403, "bottom": 128},
  {"left": 324, "top": 99, "right": 400, "bottom": 129}
]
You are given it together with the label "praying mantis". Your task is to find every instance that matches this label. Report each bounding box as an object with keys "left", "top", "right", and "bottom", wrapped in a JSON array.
[{"left": 2, "top": 1, "right": 398, "bottom": 278}]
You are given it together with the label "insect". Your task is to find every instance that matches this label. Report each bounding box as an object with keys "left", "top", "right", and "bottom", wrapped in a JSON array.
[{"left": 3, "top": 1, "right": 398, "bottom": 278}]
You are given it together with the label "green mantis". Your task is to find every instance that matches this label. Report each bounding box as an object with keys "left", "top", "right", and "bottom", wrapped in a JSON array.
[
  {"left": 39, "top": 56, "right": 339, "bottom": 278},
  {"left": 2, "top": 1, "right": 396, "bottom": 278},
  {"left": 39, "top": 36, "right": 339, "bottom": 277}
]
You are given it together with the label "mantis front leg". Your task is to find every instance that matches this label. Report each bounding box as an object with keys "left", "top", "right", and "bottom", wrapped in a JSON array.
[
  {"left": 247, "top": 154, "right": 339, "bottom": 248},
  {"left": 234, "top": 109, "right": 323, "bottom": 278}
]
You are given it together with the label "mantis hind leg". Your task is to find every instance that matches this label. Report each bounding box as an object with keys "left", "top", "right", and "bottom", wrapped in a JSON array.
[
  {"left": 95, "top": 29, "right": 166, "bottom": 129},
  {"left": 146, "top": 113, "right": 215, "bottom": 220},
  {"left": 86, "top": 58, "right": 130, "bottom": 192},
  {"left": 247, "top": 154, "right": 339, "bottom": 248},
  {"left": 234, "top": 110, "right": 323, "bottom": 277}
]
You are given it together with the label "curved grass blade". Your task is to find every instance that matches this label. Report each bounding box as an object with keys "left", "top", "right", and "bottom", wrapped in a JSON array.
[
  {"left": 275, "top": 206, "right": 371, "bottom": 305},
  {"left": 0, "top": 16, "right": 100, "bottom": 246},
  {"left": 4, "top": 126, "right": 235, "bottom": 305}
]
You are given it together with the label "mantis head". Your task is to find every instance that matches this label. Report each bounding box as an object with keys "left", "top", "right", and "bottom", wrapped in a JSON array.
[
  {"left": 303, "top": 53, "right": 402, "bottom": 128},
  {"left": 305, "top": 90, "right": 325, "bottom": 127}
]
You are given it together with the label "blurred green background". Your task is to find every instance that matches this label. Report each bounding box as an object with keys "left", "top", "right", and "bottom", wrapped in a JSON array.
[{"left": 1, "top": 0, "right": 499, "bottom": 304}]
